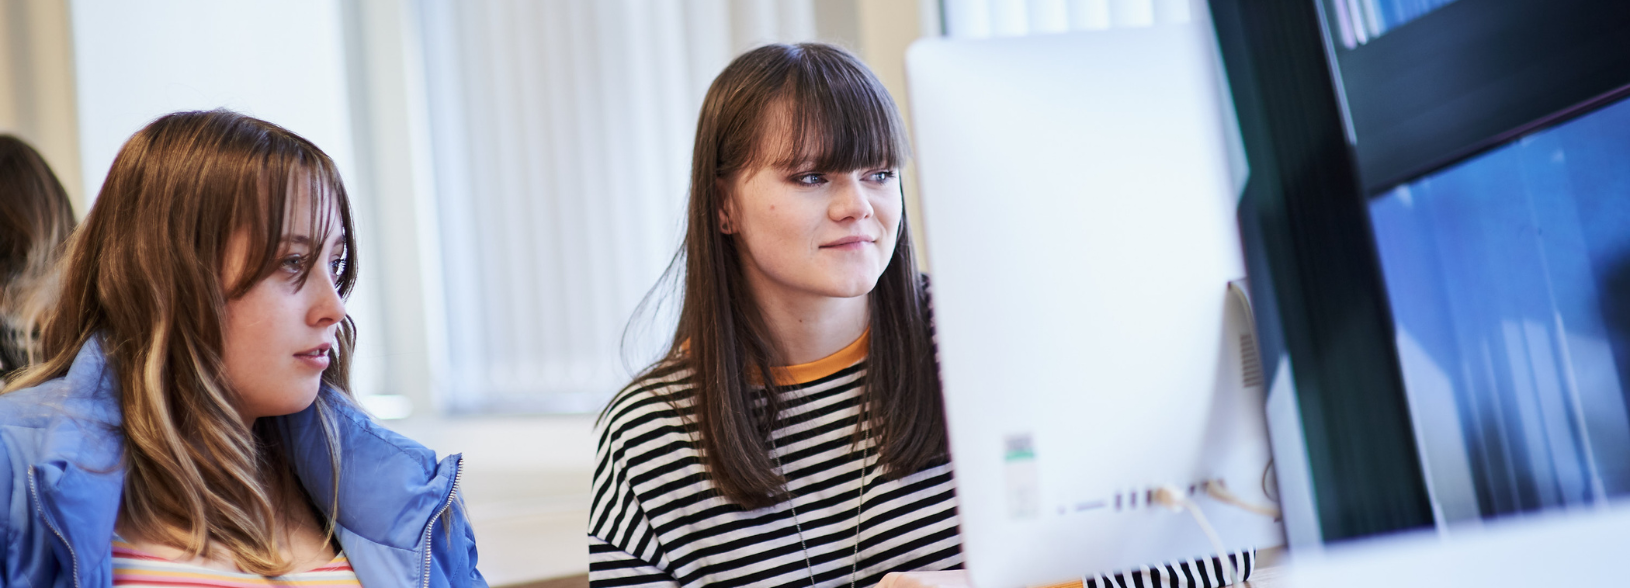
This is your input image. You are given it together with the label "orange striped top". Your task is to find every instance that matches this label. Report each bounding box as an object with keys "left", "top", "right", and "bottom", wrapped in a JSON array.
[{"left": 111, "top": 538, "right": 362, "bottom": 588}]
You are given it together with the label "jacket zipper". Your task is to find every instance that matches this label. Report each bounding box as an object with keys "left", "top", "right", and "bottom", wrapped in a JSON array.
[
  {"left": 29, "top": 466, "right": 82, "bottom": 588},
  {"left": 421, "top": 457, "right": 465, "bottom": 588}
]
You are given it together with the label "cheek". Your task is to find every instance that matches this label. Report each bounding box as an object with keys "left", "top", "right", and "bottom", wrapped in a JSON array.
[
  {"left": 739, "top": 197, "right": 809, "bottom": 256},
  {"left": 223, "top": 293, "right": 276, "bottom": 384},
  {"left": 874, "top": 193, "right": 903, "bottom": 242},
  {"left": 880, "top": 195, "right": 903, "bottom": 228},
  {"left": 220, "top": 282, "right": 315, "bottom": 415},
  {"left": 225, "top": 292, "right": 284, "bottom": 351}
]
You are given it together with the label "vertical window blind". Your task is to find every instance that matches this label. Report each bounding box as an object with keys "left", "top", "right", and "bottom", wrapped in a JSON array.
[
  {"left": 940, "top": 0, "right": 1195, "bottom": 38},
  {"left": 414, "top": 0, "right": 841, "bottom": 413}
]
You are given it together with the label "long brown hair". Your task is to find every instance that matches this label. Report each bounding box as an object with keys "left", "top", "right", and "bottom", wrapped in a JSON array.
[
  {"left": 3, "top": 110, "right": 358, "bottom": 574},
  {"left": 628, "top": 43, "right": 947, "bottom": 509},
  {"left": 0, "top": 134, "right": 76, "bottom": 374}
]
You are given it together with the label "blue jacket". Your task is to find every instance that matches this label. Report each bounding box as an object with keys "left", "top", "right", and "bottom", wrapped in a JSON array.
[{"left": 0, "top": 340, "right": 487, "bottom": 588}]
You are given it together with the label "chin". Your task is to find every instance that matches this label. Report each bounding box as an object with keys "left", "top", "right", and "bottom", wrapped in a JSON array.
[
  {"left": 276, "top": 385, "right": 324, "bottom": 415},
  {"left": 823, "top": 276, "right": 882, "bottom": 298},
  {"left": 271, "top": 398, "right": 321, "bottom": 417}
]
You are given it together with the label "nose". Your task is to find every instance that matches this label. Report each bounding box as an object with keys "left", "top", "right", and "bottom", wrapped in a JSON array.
[
  {"left": 306, "top": 271, "right": 347, "bottom": 329},
  {"left": 828, "top": 175, "right": 874, "bottom": 222}
]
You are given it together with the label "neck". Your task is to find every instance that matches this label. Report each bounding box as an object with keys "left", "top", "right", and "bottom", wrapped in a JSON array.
[{"left": 747, "top": 282, "right": 869, "bottom": 367}]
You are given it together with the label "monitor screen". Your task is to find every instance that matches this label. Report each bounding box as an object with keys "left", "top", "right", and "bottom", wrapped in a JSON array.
[
  {"left": 1368, "top": 94, "right": 1630, "bottom": 523},
  {"left": 1325, "top": 0, "right": 1462, "bottom": 48},
  {"left": 1212, "top": 0, "right": 1630, "bottom": 544}
]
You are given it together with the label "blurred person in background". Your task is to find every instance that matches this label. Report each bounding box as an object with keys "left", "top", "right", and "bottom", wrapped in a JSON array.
[
  {"left": 0, "top": 110, "right": 484, "bottom": 588},
  {"left": 0, "top": 134, "right": 76, "bottom": 383}
]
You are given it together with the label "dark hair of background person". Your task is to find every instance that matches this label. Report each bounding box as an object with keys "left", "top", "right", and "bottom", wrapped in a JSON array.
[
  {"left": 2, "top": 110, "right": 359, "bottom": 575},
  {"left": 0, "top": 134, "right": 76, "bottom": 379},
  {"left": 621, "top": 43, "right": 948, "bottom": 509}
]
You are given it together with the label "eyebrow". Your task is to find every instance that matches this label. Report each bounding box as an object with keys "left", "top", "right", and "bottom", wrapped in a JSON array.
[{"left": 279, "top": 233, "right": 348, "bottom": 247}]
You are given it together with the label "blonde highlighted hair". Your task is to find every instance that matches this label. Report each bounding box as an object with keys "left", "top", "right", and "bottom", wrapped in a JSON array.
[{"left": 3, "top": 110, "right": 359, "bottom": 574}]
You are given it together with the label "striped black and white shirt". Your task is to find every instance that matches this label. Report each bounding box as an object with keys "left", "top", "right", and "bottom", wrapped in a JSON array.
[
  {"left": 589, "top": 332, "right": 963, "bottom": 588},
  {"left": 588, "top": 332, "right": 1255, "bottom": 588}
]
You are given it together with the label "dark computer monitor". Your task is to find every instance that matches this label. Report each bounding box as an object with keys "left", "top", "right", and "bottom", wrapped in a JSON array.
[{"left": 1211, "top": 0, "right": 1630, "bottom": 546}]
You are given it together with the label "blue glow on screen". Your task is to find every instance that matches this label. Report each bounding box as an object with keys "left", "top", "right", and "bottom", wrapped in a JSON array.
[
  {"left": 1328, "top": 0, "right": 1461, "bottom": 48},
  {"left": 1370, "top": 95, "right": 1630, "bottom": 520}
]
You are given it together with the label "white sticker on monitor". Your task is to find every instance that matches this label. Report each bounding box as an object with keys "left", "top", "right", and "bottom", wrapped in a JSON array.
[{"left": 1005, "top": 433, "right": 1039, "bottom": 519}]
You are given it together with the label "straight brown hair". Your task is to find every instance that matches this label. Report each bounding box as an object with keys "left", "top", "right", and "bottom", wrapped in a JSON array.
[
  {"left": 0, "top": 134, "right": 76, "bottom": 373},
  {"left": 627, "top": 43, "right": 947, "bottom": 509},
  {"left": 4, "top": 110, "right": 358, "bottom": 574}
]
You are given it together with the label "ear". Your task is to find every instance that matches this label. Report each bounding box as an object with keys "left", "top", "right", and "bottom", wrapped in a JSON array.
[{"left": 716, "top": 178, "right": 737, "bottom": 234}]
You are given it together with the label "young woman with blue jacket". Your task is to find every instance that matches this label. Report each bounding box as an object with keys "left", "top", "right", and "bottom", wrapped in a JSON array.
[{"left": 0, "top": 110, "right": 484, "bottom": 588}]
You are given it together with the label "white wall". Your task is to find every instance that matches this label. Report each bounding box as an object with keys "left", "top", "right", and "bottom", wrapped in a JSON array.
[
  {"left": 72, "top": 0, "right": 356, "bottom": 202},
  {"left": 70, "top": 0, "right": 387, "bottom": 399}
]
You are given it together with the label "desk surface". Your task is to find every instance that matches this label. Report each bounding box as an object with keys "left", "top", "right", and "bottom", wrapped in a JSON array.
[
  {"left": 503, "top": 550, "right": 1293, "bottom": 588},
  {"left": 504, "top": 568, "right": 1289, "bottom": 588},
  {"left": 1245, "top": 547, "right": 1287, "bottom": 587}
]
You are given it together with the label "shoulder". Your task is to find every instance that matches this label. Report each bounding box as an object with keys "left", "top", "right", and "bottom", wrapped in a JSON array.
[
  {"left": 1, "top": 338, "right": 120, "bottom": 431},
  {"left": 0, "top": 383, "right": 61, "bottom": 478},
  {"left": 0, "top": 380, "right": 65, "bottom": 428},
  {"left": 0, "top": 372, "right": 115, "bottom": 439},
  {"left": 0, "top": 374, "right": 120, "bottom": 527},
  {"left": 595, "top": 363, "right": 701, "bottom": 475},
  {"left": 599, "top": 363, "right": 693, "bottom": 440}
]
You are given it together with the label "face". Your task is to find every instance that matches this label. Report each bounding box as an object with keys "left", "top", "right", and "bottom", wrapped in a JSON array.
[
  {"left": 220, "top": 196, "right": 348, "bottom": 424},
  {"left": 721, "top": 135, "right": 902, "bottom": 303}
]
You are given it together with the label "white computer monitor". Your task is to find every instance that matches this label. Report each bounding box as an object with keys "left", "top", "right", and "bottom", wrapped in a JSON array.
[{"left": 905, "top": 8, "right": 1284, "bottom": 588}]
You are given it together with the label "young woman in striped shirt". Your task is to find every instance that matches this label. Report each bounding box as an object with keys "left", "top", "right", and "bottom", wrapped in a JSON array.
[
  {"left": 589, "top": 43, "right": 961, "bottom": 588},
  {"left": 590, "top": 42, "right": 1250, "bottom": 588}
]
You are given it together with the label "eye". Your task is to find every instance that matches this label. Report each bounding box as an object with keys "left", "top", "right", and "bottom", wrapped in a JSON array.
[
  {"left": 866, "top": 170, "right": 897, "bottom": 183},
  {"left": 792, "top": 172, "right": 826, "bottom": 186},
  {"left": 329, "top": 257, "right": 348, "bottom": 279},
  {"left": 280, "top": 254, "right": 306, "bottom": 274}
]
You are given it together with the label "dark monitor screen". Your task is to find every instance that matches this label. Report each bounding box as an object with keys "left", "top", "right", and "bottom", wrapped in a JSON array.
[
  {"left": 1324, "top": 0, "right": 1630, "bottom": 195},
  {"left": 1211, "top": 0, "right": 1630, "bottom": 543},
  {"left": 1368, "top": 93, "right": 1630, "bottom": 521},
  {"left": 1324, "top": 0, "right": 1461, "bottom": 47}
]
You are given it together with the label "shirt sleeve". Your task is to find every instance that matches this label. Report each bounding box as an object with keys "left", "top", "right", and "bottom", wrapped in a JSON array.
[
  {"left": 588, "top": 536, "right": 677, "bottom": 588},
  {"left": 1081, "top": 550, "right": 1256, "bottom": 588},
  {"left": 588, "top": 391, "right": 677, "bottom": 588}
]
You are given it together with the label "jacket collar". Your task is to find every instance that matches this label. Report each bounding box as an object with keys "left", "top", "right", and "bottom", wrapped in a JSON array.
[
  {"left": 280, "top": 393, "right": 464, "bottom": 588},
  {"left": 30, "top": 338, "right": 462, "bottom": 588},
  {"left": 281, "top": 391, "right": 463, "bottom": 549},
  {"left": 30, "top": 338, "right": 124, "bottom": 588}
]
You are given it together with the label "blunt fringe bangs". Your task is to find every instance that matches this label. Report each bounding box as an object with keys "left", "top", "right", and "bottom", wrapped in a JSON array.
[
  {"left": 718, "top": 44, "right": 911, "bottom": 178},
  {"left": 3, "top": 109, "right": 358, "bottom": 575},
  {"left": 620, "top": 43, "right": 948, "bottom": 510}
]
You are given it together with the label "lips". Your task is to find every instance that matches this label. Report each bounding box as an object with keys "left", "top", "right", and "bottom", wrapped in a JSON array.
[
  {"left": 295, "top": 343, "right": 332, "bottom": 370},
  {"left": 821, "top": 235, "right": 874, "bottom": 248}
]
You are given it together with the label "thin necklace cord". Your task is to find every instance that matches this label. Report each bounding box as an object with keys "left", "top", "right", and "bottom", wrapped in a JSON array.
[{"left": 773, "top": 402, "right": 871, "bottom": 588}]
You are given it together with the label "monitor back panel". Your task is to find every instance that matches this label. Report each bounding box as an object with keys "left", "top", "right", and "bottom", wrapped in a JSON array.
[{"left": 906, "top": 18, "right": 1283, "bottom": 588}]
